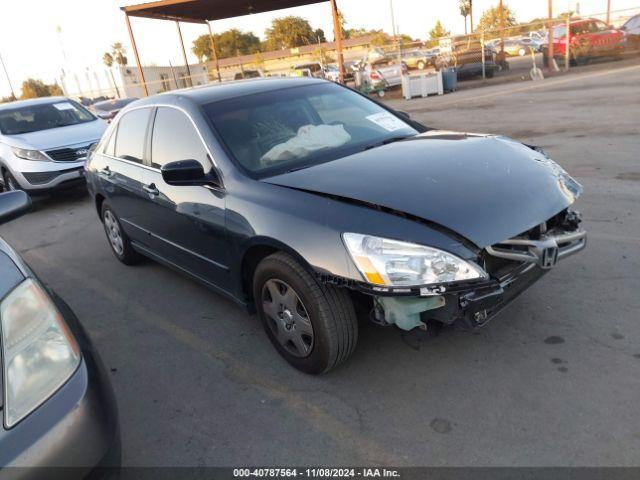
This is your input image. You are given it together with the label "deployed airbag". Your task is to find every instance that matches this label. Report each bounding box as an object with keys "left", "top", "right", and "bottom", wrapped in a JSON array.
[{"left": 261, "top": 124, "right": 351, "bottom": 165}]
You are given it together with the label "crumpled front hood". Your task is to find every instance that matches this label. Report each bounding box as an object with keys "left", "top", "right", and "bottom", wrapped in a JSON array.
[
  {"left": 3, "top": 119, "right": 106, "bottom": 150},
  {"left": 265, "top": 131, "right": 582, "bottom": 248}
]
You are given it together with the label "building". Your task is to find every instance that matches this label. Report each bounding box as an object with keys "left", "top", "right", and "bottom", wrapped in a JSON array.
[{"left": 207, "top": 35, "right": 376, "bottom": 80}]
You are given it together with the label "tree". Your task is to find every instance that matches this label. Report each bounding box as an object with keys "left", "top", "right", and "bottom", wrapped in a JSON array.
[
  {"left": 103, "top": 52, "right": 114, "bottom": 68},
  {"left": 20, "top": 78, "right": 60, "bottom": 99},
  {"left": 459, "top": 0, "right": 471, "bottom": 34},
  {"left": 369, "top": 31, "right": 392, "bottom": 47},
  {"left": 264, "top": 16, "right": 318, "bottom": 50},
  {"left": 314, "top": 28, "right": 326, "bottom": 43},
  {"left": 102, "top": 52, "right": 121, "bottom": 98},
  {"left": 192, "top": 29, "right": 260, "bottom": 60},
  {"left": 111, "top": 42, "right": 128, "bottom": 67},
  {"left": 477, "top": 3, "right": 517, "bottom": 34},
  {"left": 429, "top": 20, "right": 450, "bottom": 40}
]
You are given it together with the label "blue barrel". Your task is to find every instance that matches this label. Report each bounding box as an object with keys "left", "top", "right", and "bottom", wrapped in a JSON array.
[{"left": 442, "top": 68, "right": 457, "bottom": 92}]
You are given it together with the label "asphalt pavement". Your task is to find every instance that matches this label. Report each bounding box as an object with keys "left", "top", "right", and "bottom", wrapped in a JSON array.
[{"left": 1, "top": 61, "right": 639, "bottom": 468}]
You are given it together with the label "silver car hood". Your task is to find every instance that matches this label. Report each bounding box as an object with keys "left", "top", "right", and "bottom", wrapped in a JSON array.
[{"left": 2, "top": 119, "right": 106, "bottom": 150}]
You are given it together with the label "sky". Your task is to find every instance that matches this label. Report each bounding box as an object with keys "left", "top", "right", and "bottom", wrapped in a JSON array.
[{"left": 1, "top": 0, "right": 639, "bottom": 97}]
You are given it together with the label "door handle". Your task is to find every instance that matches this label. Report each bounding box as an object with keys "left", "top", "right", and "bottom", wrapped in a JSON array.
[
  {"left": 100, "top": 166, "right": 113, "bottom": 177},
  {"left": 143, "top": 183, "right": 159, "bottom": 196}
]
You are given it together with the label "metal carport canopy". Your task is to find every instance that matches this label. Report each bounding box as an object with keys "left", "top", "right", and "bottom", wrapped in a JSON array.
[
  {"left": 121, "top": 0, "right": 346, "bottom": 95},
  {"left": 122, "top": 0, "right": 328, "bottom": 23}
]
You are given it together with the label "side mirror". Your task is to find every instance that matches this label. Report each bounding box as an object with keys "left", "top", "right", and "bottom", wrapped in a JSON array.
[
  {"left": 395, "top": 110, "right": 412, "bottom": 120},
  {"left": 161, "top": 159, "right": 219, "bottom": 187},
  {"left": 0, "top": 190, "right": 31, "bottom": 225}
]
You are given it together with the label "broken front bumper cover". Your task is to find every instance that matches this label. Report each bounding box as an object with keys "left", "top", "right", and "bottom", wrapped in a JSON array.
[{"left": 345, "top": 227, "right": 587, "bottom": 330}]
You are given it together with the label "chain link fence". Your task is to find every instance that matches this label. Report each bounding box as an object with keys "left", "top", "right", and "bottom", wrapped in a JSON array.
[{"left": 64, "top": 6, "right": 640, "bottom": 105}]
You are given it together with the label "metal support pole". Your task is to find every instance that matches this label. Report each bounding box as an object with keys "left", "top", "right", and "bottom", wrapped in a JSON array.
[
  {"left": 207, "top": 22, "right": 222, "bottom": 83},
  {"left": 547, "top": 0, "right": 555, "bottom": 74},
  {"left": 330, "top": 0, "right": 345, "bottom": 83},
  {"left": 565, "top": 13, "right": 571, "bottom": 71},
  {"left": 606, "top": 0, "right": 611, "bottom": 25},
  {"left": 469, "top": 0, "right": 474, "bottom": 33},
  {"left": 176, "top": 21, "right": 192, "bottom": 87},
  {"left": 0, "top": 51, "right": 16, "bottom": 99},
  {"left": 499, "top": 0, "right": 505, "bottom": 55},
  {"left": 124, "top": 13, "right": 148, "bottom": 97},
  {"left": 481, "top": 32, "right": 486, "bottom": 80}
]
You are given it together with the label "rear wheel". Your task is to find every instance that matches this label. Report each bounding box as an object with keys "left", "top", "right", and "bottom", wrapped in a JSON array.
[
  {"left": 101, "top": 202, "right": 141, "bottom": 265},
  {"left": 417, "top": 61, "right": 426, "bottom": 70},
  {"left": 253, "top": 252, "right": 358, "bottom": 374}
]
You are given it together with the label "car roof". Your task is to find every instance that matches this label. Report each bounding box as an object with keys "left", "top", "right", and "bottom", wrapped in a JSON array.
[
  {"left": 0, "top": 96, "right": 69, "bottom": 111},
  {"left": 132, "top": 77, "right": 327, "bottom": 107}
]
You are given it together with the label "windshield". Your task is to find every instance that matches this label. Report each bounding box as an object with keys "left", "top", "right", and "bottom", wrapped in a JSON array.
[
  {"left": 204, "top": 83, "right": 417, "bottom": 177},
  {"left": 0, "top": 100, "right": 96, "bottom": 135}
]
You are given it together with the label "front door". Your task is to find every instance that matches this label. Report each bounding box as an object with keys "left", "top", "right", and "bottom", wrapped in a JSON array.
[{"left": 137, "top": 106, "right": 231, "bottom": 292}]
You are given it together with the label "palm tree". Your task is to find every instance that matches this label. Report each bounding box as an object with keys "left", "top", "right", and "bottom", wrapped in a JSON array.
[
  {"left": 102, "top": 51, "right": 121, "bottom": 98},
  {"left": 111, "top": 42, "right": 128, "bottom": 67},
  {"left": 459, "top": 0, "right": 471, "bottom": 35}
]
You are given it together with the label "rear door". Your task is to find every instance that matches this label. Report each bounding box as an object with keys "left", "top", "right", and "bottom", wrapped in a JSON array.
[
  {"left": 99, "top": 107, "right": 154, "bottom": 245},
  {"left": 138, "top": 106, "right": 231, "bottom": 291}
]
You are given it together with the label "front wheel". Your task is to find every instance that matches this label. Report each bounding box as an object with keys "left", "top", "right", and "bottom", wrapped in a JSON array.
[
  {"left": 2, "top": 171, "right": 21, "bottom": 192},
  {"left": 253, "top": 252, "right": 358, "bottom": 374},
  {"left": 417, "top": 61, "right": 426, "bottom": 70}
]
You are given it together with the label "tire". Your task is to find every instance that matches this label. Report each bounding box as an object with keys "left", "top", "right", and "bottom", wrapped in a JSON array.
[
  {"left": 417, "top": 61, "right": 426, "bottom": 70},
  {"left": 100, "top": 201, "right": 141, "bottom": 265},
  {"left": 253, "top": 252, "right": 358, "bottom": 374},
  {"left": 2, "top": 171, "right": 21, "bottom": 192},
  {"left": 518, "top": 48, "right": 526, "bottom": 56},
  {"left": 486, "top": 68, "right": 495, "bottom": 78}
]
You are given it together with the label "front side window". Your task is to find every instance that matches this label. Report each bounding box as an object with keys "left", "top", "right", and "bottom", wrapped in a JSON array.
[
  {"left": 151, "top": 107, "right": 209, "bottom": 169},
  {"left": 114, "top": 108, "right": 151, "bottom": 164},
  {"left": 204, "top": 82, "right": 417, "bottom": 177},
  {"left": 0, "top": 100, "right": 95, "bottom": 135}
]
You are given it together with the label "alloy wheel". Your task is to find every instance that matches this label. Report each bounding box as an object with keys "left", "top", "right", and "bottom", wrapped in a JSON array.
[
  {"left": 103, "top": 210, "right": 124, "bottom": 256},
  {"left": 261, "top": 279, "right": 314, "bottom": 358}
]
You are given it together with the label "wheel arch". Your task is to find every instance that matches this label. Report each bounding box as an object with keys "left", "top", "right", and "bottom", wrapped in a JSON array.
[
  {"left": 239, "top": 236, "right": 319, "bottom": 309},
  {"left": 95, "top": 193, "right": 106, "bottom": 219}
]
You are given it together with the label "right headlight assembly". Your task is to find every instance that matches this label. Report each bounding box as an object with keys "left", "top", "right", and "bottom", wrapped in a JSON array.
[
  {"left": 343, "top": 233, "right": 487, "bottom": 287},
  {"left": 1, "top": 279, "right": 81, "bottom": 428}
]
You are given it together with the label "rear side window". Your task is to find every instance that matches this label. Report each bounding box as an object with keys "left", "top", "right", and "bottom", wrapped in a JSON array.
[
  {"left": 115, "top": 108, "right": 151, "bottom": 164},
  {"left": 102, "top": 127, "right": 117, "bottom": 156},
  {"left": 150, "top": 107, "right": 209, "bottom": 169}
]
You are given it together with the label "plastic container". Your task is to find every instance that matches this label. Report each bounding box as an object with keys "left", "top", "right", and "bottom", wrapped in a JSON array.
[{"left": 441, "top": 68, "right": 457, "bottom": 92}]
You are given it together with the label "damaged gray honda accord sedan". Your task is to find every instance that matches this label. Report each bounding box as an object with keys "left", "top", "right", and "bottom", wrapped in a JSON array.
[{"left": 86, "top": 78, "right": 586, "bottom": 374}]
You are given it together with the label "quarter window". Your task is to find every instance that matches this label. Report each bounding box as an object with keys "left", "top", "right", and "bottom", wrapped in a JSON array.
[
  {"left": 150, "top": 107, "right": 210, "bottom": 169},
  {"left": 114, "top": 108, "right": 151, "bottom": 164}
]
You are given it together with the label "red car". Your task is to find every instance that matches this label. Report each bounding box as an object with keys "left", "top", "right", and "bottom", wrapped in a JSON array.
[{"left": 543, "top": 18, "right": 626, "bottom": 66}]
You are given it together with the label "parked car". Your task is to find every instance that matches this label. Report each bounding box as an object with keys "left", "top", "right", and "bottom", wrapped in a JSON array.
[
  {"left": 0, "top": 97, "right": 106, "bottom": 195},
  {"left": 401, "top": 50, "right": 436, "bottom": 70},
  {"left": 86, "top": 78, "right": 586, "bottom": 374},
  {"left": 234, "top": 70, "right": 263, "bottom": 80},
  {"left": 90, "top": 97, "right": 139, "bottom": 123},
  {"left": 0, "top": 190, "right": 120, "bottom": 472},
  {"left": 542, "top": 18, "right": 626, "bottom": 66},
  {"left": 435, "top": 40, "right": 498, "bottom": 77},
  {"left": 620, "top": 14, "right": 640, "bottom": 50},
  {"left": 362, "top": 57, "right": 407, "bottom": 87}
]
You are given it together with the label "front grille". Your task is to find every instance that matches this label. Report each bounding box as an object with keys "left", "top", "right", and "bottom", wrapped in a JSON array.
[
  {"left": 484, "top": 209, "right": 585, "bottom": 273},
  {"left": 23, "top": 167, "right": 82, "bottom": 185},
  {"left": 45, "top": 143, "right": 93, "bottom": 162}
]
